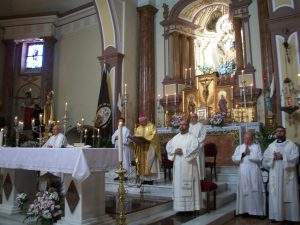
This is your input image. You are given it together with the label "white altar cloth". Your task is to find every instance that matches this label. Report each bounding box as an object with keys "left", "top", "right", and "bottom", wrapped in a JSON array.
[{"left": 0, "top": 147, "right": 118, "bottom": 182}]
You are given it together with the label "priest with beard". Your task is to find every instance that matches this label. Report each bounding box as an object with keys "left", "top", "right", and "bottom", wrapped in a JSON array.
[
  {"left": 263, "top": 126, "right": 300, "bottom": 223},
  {"left": 166, "top": 117, "right": 202, "bottom": 212},
  {"left": 232, "top": 131, "right": 265, "bottom": 216}
]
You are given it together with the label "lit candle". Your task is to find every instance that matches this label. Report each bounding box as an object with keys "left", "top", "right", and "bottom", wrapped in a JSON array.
[
  {"left": 39, "top": 114, "right": 43, "bottom": 124},
  {"left": 65, "top": 102, "right": 68, "bottom": 112},
  {"left": 184, "top": 68, "right": 188, "bottom": 80},
  {"left": 97, "top": 128, "right": 100, "bottom": 137},
  {"left": 124, "top": 83, "right": 127, "bottom": 95},
  {"left": 189, "top": 68, "right": 192, "bottom": 85},
  {"left": 84, "top": 129, "right": 87, "bottom": 135},
  {"left": 117, "top": 122, "right": 123, "bottom": 162},
  {"left": 31, "top": 118, "right": 35, "bottom": 127},
  {"left": 196, "top": 77, "right": 199, "bottom": 90},
  {"left": 81, "top": 117, "right": 84, "bottom": 124},
  {"left": 48, "top": 120, "right": 51, "bottom": 125},
  {"left": 14, "top": 116, "right": 18, "bottom": 125}
]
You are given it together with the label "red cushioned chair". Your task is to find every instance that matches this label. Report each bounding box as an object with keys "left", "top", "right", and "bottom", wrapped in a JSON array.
[
  {"left": 201, "top": 179, "right": 218, "bottom": 212},
  {"left": 204, "top": 143, "right": 218, "bottom": 181}
]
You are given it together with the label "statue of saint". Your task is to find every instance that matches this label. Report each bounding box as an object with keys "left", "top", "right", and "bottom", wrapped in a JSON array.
[
  {"left": 218, "top": 95, "right": 228, "bottom": 115},
  {"left": 188, "top": 96, "right": 196, "bottom": 113},
  {"left": 43, "top": 91, "right": 55, "bottom": 125}
]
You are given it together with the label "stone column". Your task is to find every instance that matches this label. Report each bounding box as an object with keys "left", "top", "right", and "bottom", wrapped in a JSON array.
[
  {"left": 233, "top": 18, "right": 244, "bottom": 71},
  {"left": 188, "top": 36, "right": 195, "bottom": 79},
  {"left": 241, "top": 15, "right": 253, "bottom": 66},
  {"left": 168, "top": 33, "right": 174, "bottom": 79},
  {"left": 137, "top": 5, "right": 157, "bottom": 122},
  {"left": 1, "top": 40, "right": 16, "bottom": 126},
  {"left": 181, "top": 34, "right": 189, "bottom": 79},
  {"left": 42, "top": 37, "right": 56, "bottom": 104},
  {"left": 173, "top": 32, "right": 181, "bottom": 79}
]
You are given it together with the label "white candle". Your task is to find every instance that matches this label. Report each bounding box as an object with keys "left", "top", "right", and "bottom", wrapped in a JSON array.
[
  {"left": 182, "top": 91, "right": 185, "bottom": 113},
  {"left": 97, "top": 128, "right": 100, "bottom": 137},
  {"left": 250, "top": 84, "right": 253, "bottom": 100},
  {"left": 31, "top": 119, "right": 35, "bottom": 127},
  {"left": 157, "top": 94, "right": 161, "bottom": 108},
  {"left": 174, "top": 92, "right": 176, "bottom": 104},
  {"left": 124, "top": 83, "right": 127, "bottom": 95},
  {"left": 0, "top": 129, "right": 3, "bottom": 146},
  {"left": 184, "top": 68, "right": 188, "bottom": 80},
  {"left": 14, "top": 116, "right": 18, "bottom": 125},
  {"left": 65, "top": 102, "right": 68, "bottom": 112},
  {"left": 166, "top": 94, "right": 168, "bottom": 106},
  {"left": 117, "top": 122, "right": 123, "bottom": 162},
  {"left": 189, "top": 68, "right": 192, "bottom": 78},
  {"left": 84, "top": 129, "right": 87, "bottom": 135},
  {"left": 81, "top": 117, "right": 84, "bottom": 124},
  {"left": 196, "top": 77, "right": 199, "bottom": 90},
  {"left": 39, "top": 114, "right": 43, "bottom": 124}
]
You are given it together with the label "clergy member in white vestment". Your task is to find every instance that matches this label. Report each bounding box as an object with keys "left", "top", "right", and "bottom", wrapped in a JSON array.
[
  {"left": 232, "top": 131, "right": 265, "bottom": 216},
  {"left": 263, "top": 126, "right": 300, "bottom": 222},
  {"left": 42, "top": 124, "right": 68, "bottom": 148},
  {"left": 111, "top": 117, "right": 132, "bottom": 174},
  {"left": 189, "top": 112, "right": 206, "bottom": 180},
  {"left": 166, "top": 117, "right": 202, "bottom": 212}
]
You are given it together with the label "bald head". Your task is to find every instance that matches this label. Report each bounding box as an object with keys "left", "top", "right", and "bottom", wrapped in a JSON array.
[
  {"left": 52, "top": 124, "right": 62, "bottom": 135},
  {"left": 243, "top": 131, "right": 254, "bottom": 145}
]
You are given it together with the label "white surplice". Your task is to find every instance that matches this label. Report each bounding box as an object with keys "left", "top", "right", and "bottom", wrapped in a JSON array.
[
  {"left": 189, "top": 122, "right": 206, "bottom": 180},
  {"left": 111, "top": 126, "right": 132, "bottom": 173},
  {"left": 166, "top": 132, "right": 202, "bottom": 212},
  {"left": 232, "top": 143, "right": 265, "bottom": 216},
  {"left": 263, "top": 140, "right": 300, "bottom": 222},
  {"left": 42, "top": 133, "right": 68, "bottom": 148}
]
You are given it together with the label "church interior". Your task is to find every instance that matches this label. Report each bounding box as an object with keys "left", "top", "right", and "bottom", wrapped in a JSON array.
[{"left": 0, "top": 0, "right": 299, "bottom": 225}]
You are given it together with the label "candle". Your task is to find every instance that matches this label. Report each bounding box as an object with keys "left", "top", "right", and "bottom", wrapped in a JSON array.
[
  {"left": 174, "top": 92, "right": 176, "bottom": 104},
  {"left": 164, "top": 111, "right": 168, "bottom": 127},
  {"left": 97, "top": 128, "right": 100, "bottom": 137},
  {"left": 117, "top": 122, "right": 123, "bottom": 162},
  {"left": 196, "top": 77, "right": 199, "bottom": 90},
  {"left": 84, "top": 129, "right": 87, "bottom": 135},
  {"left": 14, "top": 116, "right": 18, "bottom": 124},
  {"left": 184, "top": 68, "right": 188, "bottom": 80},
  {"left": 189, "top": 68, "right": 192, "bottom": 85},
  {"left": 124, "top": 83, "right": 127, "bottom": 95},
  {"left": 250, "top": 84, "right": 253, "bottom": 100},
  {"left": 157, "top": 94, "right": 161, "bottom": 108},
  {"left": 166, "top": 94, "right": 168, "bottom": 107},
  {"left": 39, "top": 114, "right": 43, "bottom": 124},
  {"left": 65, "top": 102, "right": 68, "bottom": 112},
  {"left": 0, "top": 129, "right": 3, "bottom": 146},
  {"left": 182, "top": 91, "right": 185, "bottom": 113},
  {"left": 31, "top": 119, "right": 35, "bottom": 127},
  {"left": 81, "top": 117, "right": 84, "bottom": 124}
]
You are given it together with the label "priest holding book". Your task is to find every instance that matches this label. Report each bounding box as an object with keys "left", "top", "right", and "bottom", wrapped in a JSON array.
[{"left": 132, "top": 114, "right": 161, "bottom": 184}]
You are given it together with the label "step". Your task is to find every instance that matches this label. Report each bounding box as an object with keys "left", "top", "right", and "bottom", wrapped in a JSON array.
[{"left": 203, "top": 191, "right": 236, "bottom": 209}]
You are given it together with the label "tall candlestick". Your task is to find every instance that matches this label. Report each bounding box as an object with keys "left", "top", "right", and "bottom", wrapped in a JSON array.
[{"left": 117, "top": 122, "right": 123, "bottom": 162}]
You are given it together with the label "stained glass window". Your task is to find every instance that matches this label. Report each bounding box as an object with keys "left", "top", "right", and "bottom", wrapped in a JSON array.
[{"left": 25, "top": 44, "right": 44, "bottom": 69}]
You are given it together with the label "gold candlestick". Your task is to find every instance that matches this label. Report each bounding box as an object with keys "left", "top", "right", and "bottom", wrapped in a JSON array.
[{"left": 115, "top": 162, "right": 127, "bottom": 225}]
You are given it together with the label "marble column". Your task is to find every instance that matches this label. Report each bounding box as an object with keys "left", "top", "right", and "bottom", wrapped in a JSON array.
[
  {"left": 173, "top": 32, "right": 181, "bottom": 79},
  {"left": 168, "top": 33, "right": 174, "bottom": 79},
  {"left": 233, "top": 18, "right": 244, "bottom": 71},
  {"left": 241, "top": 15, "right": 253, "bottom": 66},
  {"left": 1, "top": 40, "right": 16, "bottom": 126},
  {"left": 137, "top": 5, "right": 157, "bottom": 122}
]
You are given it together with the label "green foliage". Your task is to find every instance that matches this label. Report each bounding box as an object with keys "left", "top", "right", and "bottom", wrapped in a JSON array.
[
  {"left": 98, "top": 138, "right": 113, "bottom": 148},
  {"left": 255, "top": 126, "right": 276, "bottom": 151}
]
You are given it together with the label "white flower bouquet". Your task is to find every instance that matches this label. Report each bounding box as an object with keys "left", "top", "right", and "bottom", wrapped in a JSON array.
[
  {"left": 16, "top": 193, "right": 28, "bottom": 210},
  {"left": 18, "top": 188, "right": 62, "bottom": 225},
  {"left": 208, "top": 113, "right": 225, "bottom": 126},
  {"left": 217, "top": 60, "right": 236, "bottom": 76}
]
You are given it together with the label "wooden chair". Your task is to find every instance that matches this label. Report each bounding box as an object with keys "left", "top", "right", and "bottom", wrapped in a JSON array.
[
  {"left": 204, "top": 143, "right": 218, "bottom": 181},
  {"left": 201, "top": 179, "right": 217, "bottom": 212}
]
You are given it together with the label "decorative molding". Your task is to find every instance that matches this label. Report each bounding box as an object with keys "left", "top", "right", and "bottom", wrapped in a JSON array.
[
  {"left": 66, "top": 180, "right": 80, "bottom": 214},
  {"left": 272, "top": 0, "right": 294, "bottom": 12},
  {"left": 3, "top": 173, "right": 13, "bottom": 200}
]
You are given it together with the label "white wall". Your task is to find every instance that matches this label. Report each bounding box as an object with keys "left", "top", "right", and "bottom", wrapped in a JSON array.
[{"left": 53, "top": 21, "right": 102, "bottom": 128}]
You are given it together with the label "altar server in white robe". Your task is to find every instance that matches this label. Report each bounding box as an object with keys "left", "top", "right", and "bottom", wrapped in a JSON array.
[
  {"left": 263, "top": 126, "right": 300, "bottom": 222},
  {"left": 111, "top": 117, "right": 132, "bottom": 174},
  {"left": 42, "top": 124, "right": 68, "bottom": 148},
  {"left": 189, "top": 112, "right": 206, "bottom": 180},
  {"left": 166, "top": 117, "right": 202, "bottom": 212},
  {"left": 232, "top": 131, "right": 265, "bottom": 216}
]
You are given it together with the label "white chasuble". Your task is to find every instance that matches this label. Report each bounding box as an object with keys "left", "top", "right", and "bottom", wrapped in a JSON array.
[
  {"left": 189, "top": 122, "right": 206, "bottom": 180},
  {"left": 42, "top": 133, "right": 68, "bottom": 148},
  {"left": 166, "top": 132, "right": 202, "bottom": 211},
  {"left": 263, "top": 140, "right": 300, "bottom": 222},
  {"left": 232, "top": 143, "right": 265, "bottom": 216}
]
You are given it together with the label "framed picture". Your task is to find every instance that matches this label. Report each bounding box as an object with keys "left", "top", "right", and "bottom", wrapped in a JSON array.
[{"left": 197, "top": 107, "right": 208, "bottom": 120}]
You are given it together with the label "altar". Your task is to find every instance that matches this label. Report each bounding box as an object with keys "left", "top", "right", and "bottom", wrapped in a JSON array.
[
  {"left": 0, "top": 147, "right": 118, "bottom": 225},
  {"left": 157, "top": 122, "right": 260, "bottom": 165}
]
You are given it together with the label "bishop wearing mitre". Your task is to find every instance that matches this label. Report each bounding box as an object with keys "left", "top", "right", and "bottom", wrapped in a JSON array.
[{"left": 132, "top": 114, "right": 161, "bottom": 184}]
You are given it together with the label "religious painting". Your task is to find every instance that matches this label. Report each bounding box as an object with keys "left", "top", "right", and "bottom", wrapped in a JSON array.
[
  {"left": 215, "top": 86, "right": 233, "bottom": 116},
  {"left": 187, "top": 94, "right": 197, "bottom": 113},
  {"left": 238, "top": 73, "right": 253, "bottom": 87},
  {"left": 197, "top": 107, "right": 208, "bottom": 121}
]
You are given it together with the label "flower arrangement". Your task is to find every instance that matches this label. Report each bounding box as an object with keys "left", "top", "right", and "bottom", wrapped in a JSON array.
[
  {"left": 217, "top": 60, "right": 236, "bottom": 76},
  {"left": 170, "top": 114, "right": 182, "bottom": 129},
  {"left": 208, "top": 113, "right": 225, "bottom": 126},
  {"left": 17, "top": 188, "right": 62, "bottom": 225},
  {"left": 197, "top": 65, "right": 215, "bottom": 75},
  {"left": 16, "top": 193, "right": 28, "bottom": 210}
]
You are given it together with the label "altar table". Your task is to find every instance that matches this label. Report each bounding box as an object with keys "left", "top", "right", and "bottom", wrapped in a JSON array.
[{"left": 0, "top": 147, "right": 118, "bottom": 225}]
